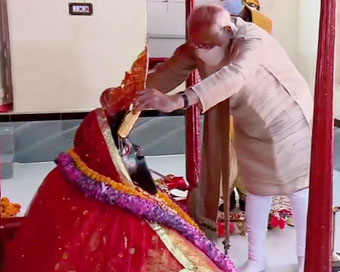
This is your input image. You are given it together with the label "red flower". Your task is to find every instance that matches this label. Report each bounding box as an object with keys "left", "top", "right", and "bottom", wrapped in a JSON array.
[
  {"left": 218, "top": 221, "right": 226, "bottom": 237},
  {"left": 278, "top": 218, "right": 286, "bottom": 229},
  {"left": 271, "top": 215, "right": 279, "bottom": 228}
]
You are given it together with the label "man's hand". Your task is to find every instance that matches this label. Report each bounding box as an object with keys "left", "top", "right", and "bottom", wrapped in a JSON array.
[{"left": 134, "top": 89, "right": 184, "bottom": 113}]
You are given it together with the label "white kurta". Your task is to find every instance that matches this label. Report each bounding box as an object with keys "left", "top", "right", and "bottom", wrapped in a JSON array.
[{"left": 230, "top": 67, "right": 311, "bottom": 195}]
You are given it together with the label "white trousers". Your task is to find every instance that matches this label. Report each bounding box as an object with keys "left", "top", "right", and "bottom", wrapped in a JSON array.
[{"left": 246, "top": 188, "right": 309, "bottom": 261}]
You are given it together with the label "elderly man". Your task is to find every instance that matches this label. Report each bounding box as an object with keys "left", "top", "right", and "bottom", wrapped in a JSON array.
[
  {"left": 221, "top": 0, "right": 273, "bottom": 212},
  {"left": 135, "top": 4, "right": 311, "bottom": 272}
]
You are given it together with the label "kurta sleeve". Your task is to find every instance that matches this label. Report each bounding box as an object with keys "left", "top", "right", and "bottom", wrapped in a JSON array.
[
  {"left": 191, "top": 38, "right": 263, "bottom": 112},
  {"left": 146, "top": 43, "right": 196, "bottom": 93}
]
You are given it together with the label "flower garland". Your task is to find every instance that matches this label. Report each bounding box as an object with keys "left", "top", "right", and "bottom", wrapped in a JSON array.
[
  {"left": 57, "top": 151, "right": 236, "bottom": 272},
  {"left": 68, "top": 149, "right": 200, "bottom": 231},
  {"left": 0, "top": 197, "right": 21, "bottom": 218}
]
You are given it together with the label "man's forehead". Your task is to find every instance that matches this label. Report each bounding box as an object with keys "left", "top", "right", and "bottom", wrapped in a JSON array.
[{"left": 190, "top": 23, "right": 221, "bottom": 44}]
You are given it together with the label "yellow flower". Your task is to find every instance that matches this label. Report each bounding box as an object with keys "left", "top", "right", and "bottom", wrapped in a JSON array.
[{"left": 0, "top": 197, "right": 21, "bottom": 218}]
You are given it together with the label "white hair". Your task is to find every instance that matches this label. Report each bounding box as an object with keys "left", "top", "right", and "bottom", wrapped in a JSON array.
[{"left": 187, "top": 4, "right": 232, "bottom": 31}]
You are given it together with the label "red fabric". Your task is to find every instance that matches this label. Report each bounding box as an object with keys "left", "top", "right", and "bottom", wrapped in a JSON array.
[
  {"left": 4, "top": 168, "right": 183, "bottom": 272},
  {"left": 73, "top": 110, "right": 124, "bottom": 182},
  {"left": 3, "top": 109, "right": 184, "bottom": 272}
]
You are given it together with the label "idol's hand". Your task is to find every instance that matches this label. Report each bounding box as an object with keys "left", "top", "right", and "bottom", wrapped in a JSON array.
[{"left": 134, "top": 89, "right": 184, "bottom": 113}]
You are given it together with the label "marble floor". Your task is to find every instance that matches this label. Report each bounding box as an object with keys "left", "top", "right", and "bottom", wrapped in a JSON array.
[{"left": 1, "top": 155, "right": 340, "bottom": 271}]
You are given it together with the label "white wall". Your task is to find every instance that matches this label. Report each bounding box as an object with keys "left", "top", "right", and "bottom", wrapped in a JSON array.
[
  {"left": 147, "top": 0, "right": 219, "bottom": 57},
  {"left": 255, "top": 0, "right": 320, "bottom": 92},
  {"left": 296, "top": 0, "right": 320, "bottom": 93},
  {"left": 260, "top": 0, "right": 299, "bottom": 63},
  {"left": 147, "top": 0, "right": 185, "bottom": 57},
  {"left": 8, "top": 0, "right": 147, "bottom": 113}
]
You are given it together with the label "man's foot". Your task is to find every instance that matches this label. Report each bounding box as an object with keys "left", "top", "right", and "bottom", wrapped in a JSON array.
[
  {"left": 297, "top": 257, "right": 304, "bottom": 272},
  {"left": 238, "top": 259, "right": 267, "bottom": 272}
]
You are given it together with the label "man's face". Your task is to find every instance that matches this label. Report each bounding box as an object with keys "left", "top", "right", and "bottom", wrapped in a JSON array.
[{"left": 189, "top": 23, "right": 223, "bottom": 49}]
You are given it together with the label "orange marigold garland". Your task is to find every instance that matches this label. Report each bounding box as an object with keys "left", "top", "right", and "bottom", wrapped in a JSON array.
[
  {"left": 68, "top": 149, "right": 201, "bottom": 232},
  {"left": 0, "top": 197, "right": 21, "bottom": 218}
]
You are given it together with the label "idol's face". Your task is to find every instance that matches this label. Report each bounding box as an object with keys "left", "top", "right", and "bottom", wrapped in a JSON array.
[{"left": 108, "top": 111, "right": 158, "bottom": 195}]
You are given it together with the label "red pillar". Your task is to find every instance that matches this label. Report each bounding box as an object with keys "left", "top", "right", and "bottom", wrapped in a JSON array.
[
  {"left": 305, "top": 0, "right": 336, "bottom": 271},
  {"left": 185, "top": 0, "right": 202, "bottom": 188},
  {"left": 0, "top": 142, "right": 1, "bottom": 198}
]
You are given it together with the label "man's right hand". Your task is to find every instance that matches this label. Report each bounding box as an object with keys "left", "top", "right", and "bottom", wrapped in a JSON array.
[{"left": 134, "top": 88, "right": 184, "bottom": 113}]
